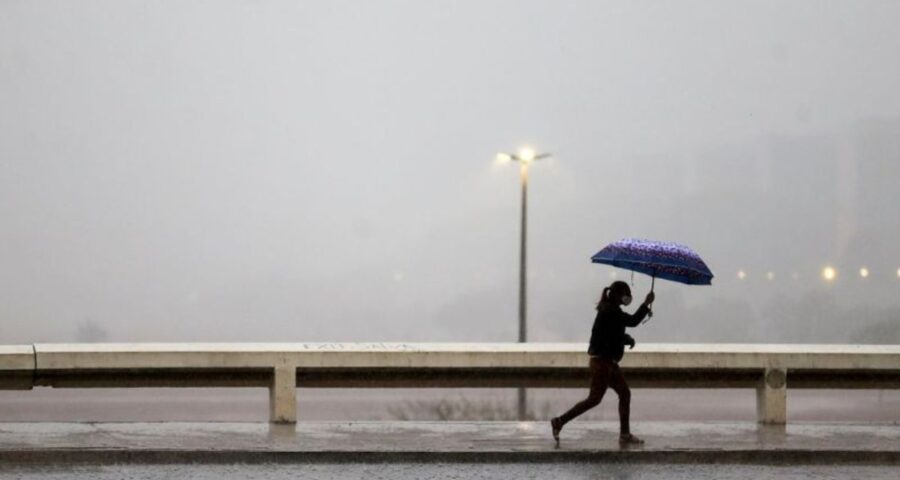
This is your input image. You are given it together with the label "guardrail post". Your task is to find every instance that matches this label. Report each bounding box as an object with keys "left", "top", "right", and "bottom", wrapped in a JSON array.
[
  {"left": 269, "top": 366, "right": 297, "bottom": 423},
  {"left": 756, "top": 368, "right": 787, "bottom": 424}
]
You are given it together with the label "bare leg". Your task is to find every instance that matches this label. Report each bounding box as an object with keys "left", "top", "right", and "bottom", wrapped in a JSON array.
[
  {"left": 557, "top": 358, "right": 610, "bottom": 425},
  {"left": 608, "top": 363, "right": 642, "bottom": 445},
  {"left": 552, "top": 358, "right": 610, "bottom": 446}
]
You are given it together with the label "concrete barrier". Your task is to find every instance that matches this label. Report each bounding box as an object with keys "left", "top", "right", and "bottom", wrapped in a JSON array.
[
  {"left": 2, "top": 343, "right": 899, "bottom": 424},
  {"left": 0, "top": 345, "right": 34, "bottom": 390}
]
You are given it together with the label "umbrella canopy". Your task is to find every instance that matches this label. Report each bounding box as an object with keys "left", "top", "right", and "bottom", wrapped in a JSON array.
[{"left": 591, "top": 238, "right": 714, "bottom": 287}]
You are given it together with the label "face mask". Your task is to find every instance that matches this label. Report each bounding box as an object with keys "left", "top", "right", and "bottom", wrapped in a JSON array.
[{"left": 621, "top": 295, "right": 633, "bottom": 306}]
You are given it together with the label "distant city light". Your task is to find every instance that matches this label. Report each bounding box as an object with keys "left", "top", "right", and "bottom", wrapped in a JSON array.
[
  {"left": 609, "top": 270, "right": 618, "bottom": 279},
  {"left": 897, "top": 268, "right": 900, "bottom": 279},
  {"left": 737, "top": 270, "right": 746, "bottom": 280},
  {"left": 791, "top": 272, "right": 800, "bottom": 280},
  {"left": 766, "top": 271, "right": 775, "bottom": 281},
  {"left": 859, "top": 267, "right": 870, "bottom": 279},
  {"left": 822, "top": 266, "right": 837, "bottom": 282}
]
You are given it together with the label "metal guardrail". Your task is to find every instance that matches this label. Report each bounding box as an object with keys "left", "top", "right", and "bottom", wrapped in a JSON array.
[{"left": 2, "top": 343, "right": 900, "bottom": 424}]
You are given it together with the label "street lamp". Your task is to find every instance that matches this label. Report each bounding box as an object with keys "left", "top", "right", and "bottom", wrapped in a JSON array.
[{"left": 496, "top": 146, "right": 551, "bottom": 420}]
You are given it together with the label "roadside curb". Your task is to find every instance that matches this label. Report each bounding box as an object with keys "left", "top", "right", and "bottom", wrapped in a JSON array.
[{"left": 2, "top": 449, "right": 899, "bottom": 465}]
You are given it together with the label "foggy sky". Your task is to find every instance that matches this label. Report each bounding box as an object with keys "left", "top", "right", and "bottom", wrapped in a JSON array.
[{"left": 2, "top": 0, "right": 899, "bottom": 344}]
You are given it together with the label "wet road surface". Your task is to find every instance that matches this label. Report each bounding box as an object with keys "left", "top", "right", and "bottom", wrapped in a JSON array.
[{"left": 2, "top": 463, "right": 899, "bottom": 480}]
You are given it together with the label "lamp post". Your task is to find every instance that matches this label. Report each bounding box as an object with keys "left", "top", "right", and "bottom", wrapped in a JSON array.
[{"left": 496, "top": 146, "right": 551, "bottom": 420}]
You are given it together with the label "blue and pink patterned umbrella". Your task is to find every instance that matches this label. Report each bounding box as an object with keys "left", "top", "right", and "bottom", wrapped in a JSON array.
[{"left": 591, "top": 238, "right": 714, "bottom": 290}]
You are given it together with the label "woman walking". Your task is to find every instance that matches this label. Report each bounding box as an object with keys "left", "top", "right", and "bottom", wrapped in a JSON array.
[{"left": 550, "top": 280, "right": 654, "bottom": 447}]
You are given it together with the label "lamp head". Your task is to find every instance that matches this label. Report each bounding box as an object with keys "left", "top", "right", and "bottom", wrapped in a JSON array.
[{"left": 518, "top": 147, "right": 536, "bottom": 163}]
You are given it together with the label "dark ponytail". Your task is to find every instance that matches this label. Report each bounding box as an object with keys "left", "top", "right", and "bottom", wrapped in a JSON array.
[
  {"left": 597, "top": 280, "right": 630, "bottom": 310},
  {"left": 596, "top": 287, "right": 611, "bottom": 311}
]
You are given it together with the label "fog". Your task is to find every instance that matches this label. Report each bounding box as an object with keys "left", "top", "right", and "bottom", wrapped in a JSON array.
[{"left": 2, "top": 0, "right": 899, "bottom": 346}]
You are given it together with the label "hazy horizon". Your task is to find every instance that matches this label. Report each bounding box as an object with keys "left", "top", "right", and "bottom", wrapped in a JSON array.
[{"left": 2, "top": 0, "right": 899, "bottom": 345}]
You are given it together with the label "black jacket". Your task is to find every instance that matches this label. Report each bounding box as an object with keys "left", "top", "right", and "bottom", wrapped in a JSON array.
[{"left": 587, "top": 302, "right": 650, "bottom": 362}]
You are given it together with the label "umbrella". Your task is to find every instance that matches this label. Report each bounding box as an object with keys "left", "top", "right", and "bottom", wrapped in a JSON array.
[{"left": 591, "top": 238, "right": 714, "bottom": 318}]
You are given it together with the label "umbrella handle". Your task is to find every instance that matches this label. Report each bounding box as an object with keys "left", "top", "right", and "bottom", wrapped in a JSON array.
[{"left": 645, "top": 275, "right": 656, "bottom": 321}]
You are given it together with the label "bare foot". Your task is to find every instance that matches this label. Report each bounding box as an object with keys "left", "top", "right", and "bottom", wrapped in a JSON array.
[
  {"left": 550, "top": 417, "right": 562, "bottom": 448},
  {"left": 619, "top": 433, "right": 644, "bottom": 447}
]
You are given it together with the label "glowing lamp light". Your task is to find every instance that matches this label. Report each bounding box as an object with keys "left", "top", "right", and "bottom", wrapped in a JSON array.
[
  {"left": 737, "top": 270, "right": 746, "bottom": 280},
  {"left": 859, "top": 267, "right": 870, "bottom": 279},
  {"left": 496, "top": 152, "right": 512, "bottom": 163},
  {"left": 822, "top": 266, "right": 837, "bottom": 282},
  {"left": 518, "top": 147, "right": 536, "bottom": 162},
  {"left": 766, "top": 272, "right": 775, "bottom": 281}
]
